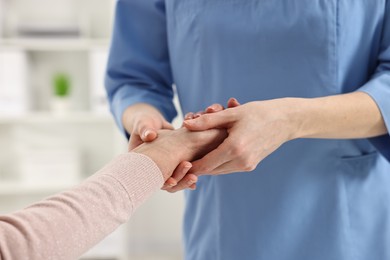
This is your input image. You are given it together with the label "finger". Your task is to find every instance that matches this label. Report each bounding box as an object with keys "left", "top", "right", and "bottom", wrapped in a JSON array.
[
  {"left": 183, "top": 109, "right": 237, "bottom": 131},
  {"left": 161, "top": 177, "right": 178, "bottom": 190},
  {"left": 183, "top": 113, "right": 195, "bottom": 127},
  {"left": 143, "top": 121, "right": 173, "bottom": 142},
  {"left": 184, "top": 112, "right": 195, "bottom": 120},
  {"left": 193, "top": 111, "right": 205, "bottom": 118},
  {"left": 137, "top": 117, "right": 172, "bottom": 142},
  {"left": 171, "top": 161, "right": 192, "bottom": 182},
  {"left": 189, "top": 140, "right": 232, "bottom": 175},
  {"left": 166, "top": 174, "right": 198, "bottom": 193},
  {"left": 142, "top": 129, "right": 158, "bottom": 142},
  {"left": 227, "top": 98, "right": 241, "bottom": 108},
  {"left": 136, "top": 120, "right": 158, "bottom": 142},
  {"left": 161, "top": 161, "right": 192, "bottom": 190},
  {"left": 205, "top": 160, "right": 240, "bottom": 175},
  {"left": 206, "top": 103, "right": 224, "bottom": 113},
  {"left": 189, "top": 183, "right": 197, "bottom": 190},
  {"left": 199, "top": 151, "right": 258, "bottom": 176}
]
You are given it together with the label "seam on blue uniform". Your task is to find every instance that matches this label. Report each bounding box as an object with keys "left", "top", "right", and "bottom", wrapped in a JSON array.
[{"left": 339, "top": 162, "right": 358, "bottom": 260}]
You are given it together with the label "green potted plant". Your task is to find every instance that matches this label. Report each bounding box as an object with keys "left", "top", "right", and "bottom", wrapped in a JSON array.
[{"left": 51, "top": 73, "right": 71, "bottom": 114}]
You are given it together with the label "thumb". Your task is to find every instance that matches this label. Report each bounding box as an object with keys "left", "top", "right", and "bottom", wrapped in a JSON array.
[
  {"left": 183, "top": 109, "right": 236, "bottom": 131},
  {"left": 137, "top": 120, "right": 158, "bottom": 142}
]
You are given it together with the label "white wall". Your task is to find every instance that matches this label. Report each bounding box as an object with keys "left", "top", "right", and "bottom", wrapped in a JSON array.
[{"left": 0, "top": 1, "right": 187, "bottom": 259}]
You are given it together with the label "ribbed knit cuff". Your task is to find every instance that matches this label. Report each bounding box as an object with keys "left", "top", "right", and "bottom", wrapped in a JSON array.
[{"left": 97, "top": 153, "right": 164, "bottom": 213}]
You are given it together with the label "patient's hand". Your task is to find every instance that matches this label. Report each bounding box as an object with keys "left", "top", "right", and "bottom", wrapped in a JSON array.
[{"left": 132, "top": 127, "right": 227, "bottom": 183}]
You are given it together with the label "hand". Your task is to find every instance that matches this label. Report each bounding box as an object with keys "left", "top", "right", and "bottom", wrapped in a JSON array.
[
  {"left": 182, "top": 97, "right": 241, "bottom": 121},
  {"left": 132, "top": 127, "right": 228, "bottom": 182},
  {"left": 123, "top": 103, "right": 174, "bottom": 150},
  {"left": 123, "top": 104, "right": 193, "bottom": 190},
  {"left": 123, "top": 103, "right": 204, "bottom": 191},
  {"left": 183, "top": 98, "right": 297, "bottom": 175},
  {"left": 161, "top": 98, "right": 241, "bottom": 192}
]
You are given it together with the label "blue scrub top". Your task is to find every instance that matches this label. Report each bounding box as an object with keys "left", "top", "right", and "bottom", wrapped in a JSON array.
[{"left": 106, "top": 1, "right": 390, "bottom": 259}]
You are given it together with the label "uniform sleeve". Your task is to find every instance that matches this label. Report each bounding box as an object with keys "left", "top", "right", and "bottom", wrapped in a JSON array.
[
  {"left": 105, "top": 0, "right": 177, "bottom": 135},
  {"left": 358, "top": 2, "right": 390, "bottom": 161}
]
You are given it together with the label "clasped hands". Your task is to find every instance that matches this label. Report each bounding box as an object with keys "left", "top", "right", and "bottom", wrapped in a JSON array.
[{"left": 128, "top": 97, "right": 295, "bottom": 193}]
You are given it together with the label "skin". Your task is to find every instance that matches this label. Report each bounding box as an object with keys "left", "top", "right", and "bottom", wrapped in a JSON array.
[
  {"left": 161, "top": 98, "right": 241, "bottom": 193},
  {"left": 183, "top": 92, "right": 388, "bottom": 175},
  {"left": 122, "top": 103, "right": 192, "bottom": 189},
  {"left": 132, "top": 127, "right": 227, "bottom": 182},
  {"left": 123, "top": 99, "right": 239, "bottom": 193},
  {"left": 123, "top": 103, "right": 174, "bottom": 150}
]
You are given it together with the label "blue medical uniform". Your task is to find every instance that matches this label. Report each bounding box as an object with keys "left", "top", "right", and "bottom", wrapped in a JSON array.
[{"left": 105, "top": 1, "right": 390, "bottom": 259}]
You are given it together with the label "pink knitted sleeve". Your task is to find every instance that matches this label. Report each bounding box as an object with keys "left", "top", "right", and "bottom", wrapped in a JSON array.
[{"left": 0, "top": 152, "right": 164, "bottom": 260}]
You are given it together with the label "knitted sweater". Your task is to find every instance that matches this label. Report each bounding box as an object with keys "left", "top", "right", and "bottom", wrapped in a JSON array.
[{"left": 0, "top": 153, "right": 164, "bottom": 260}]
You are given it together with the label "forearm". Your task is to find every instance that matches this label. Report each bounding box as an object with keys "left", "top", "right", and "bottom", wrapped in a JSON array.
[
  {"left": 289, "top": 92, "right": 388, "bottom": 139},
  {"left": 0, "top": 153, "right": 163, "bottom": 260}
]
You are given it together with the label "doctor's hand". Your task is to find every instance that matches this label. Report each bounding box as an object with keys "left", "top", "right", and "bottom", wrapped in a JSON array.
[
  {"left": 161, "top": 98, "right": 240, "bottom": 193},
  {"left": 183, "top": 98, "right": 298, "bottom": 176},
  {"left": 123, "top": 103, "right": 174, "bottom": 150}
]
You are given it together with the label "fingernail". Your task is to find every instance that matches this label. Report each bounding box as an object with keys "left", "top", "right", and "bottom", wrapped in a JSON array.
[
  {"left": 143, "top": 130, "right": 151, "bottom": 138},
  {"left": 166, "top": 178, "right": 177, "bottom": 187},
  {"left": 187, "top": 180, "right": 195, "bottom": 185},
  {"left": 185, "top": 113, "right": 194, "bottom": 119}
]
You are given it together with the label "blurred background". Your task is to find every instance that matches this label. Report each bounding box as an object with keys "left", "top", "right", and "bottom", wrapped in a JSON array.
[{"left": 0, "top": 0, "right": 185, "bottom": 259}]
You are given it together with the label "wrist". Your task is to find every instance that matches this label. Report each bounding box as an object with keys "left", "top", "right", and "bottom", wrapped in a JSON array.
[
  {"left": 133, "top": 144, "right": 181, "bottom": 180},
  {"left": 280, "top": 93, "right": 387, "bottom": 140},
  {"left": 278, "top": 97, "right": 313, "bottom": 140}
]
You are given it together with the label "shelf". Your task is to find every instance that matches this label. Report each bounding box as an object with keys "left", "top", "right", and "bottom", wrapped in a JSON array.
[
  {"left": 0, "top": 182, "right": 80, "bottom": 196},
  {"left": 0, "top": 112, "right": 114, "bottom": 125},
  {"left": 0, "top": 38, "right": 110, "bottom": 51}
]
